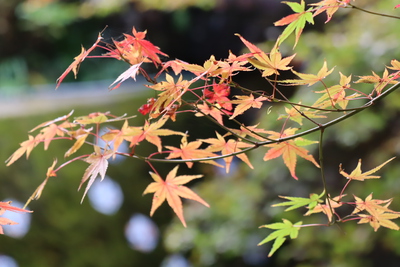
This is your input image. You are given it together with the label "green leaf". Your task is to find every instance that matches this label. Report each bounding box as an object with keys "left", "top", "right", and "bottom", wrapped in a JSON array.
[
  {"left": 283, "top": 1, "right": 303, "bottom": 13},
  {"left": 274, "top": 1, "right": 314, "bottom": 48},
  {"left": 272, "top": 191, "right": 324, "bottom": 211},
  {"left": 258, "top": 219, "right": 302, "bottom": 257}
]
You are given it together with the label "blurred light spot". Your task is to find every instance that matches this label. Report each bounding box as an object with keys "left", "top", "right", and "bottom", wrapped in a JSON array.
[
  {"left": 2, "top": 200, "right": 31, "bottom": 239},
  {"left": 125, "top": 213, "right": 159, "bottom": 252},
  {"left": 0, "top": 255, "right": 18, "bottom": 267},
  {"left": 97, "top": 125, "right": 129, "bottom": 164},
  {"left": 88, "top": 176, "right": 123, "bottom": 215},
  {"left": 160, "top": 254, "right": 191, "bottom": 267},
  {"left": 215, "top": 157, "right": 239, "bottom": 177}
]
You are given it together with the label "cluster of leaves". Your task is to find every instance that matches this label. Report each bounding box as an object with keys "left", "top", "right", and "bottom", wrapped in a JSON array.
[{"left": 5, "top": 0, "right": 400, "bottom": 257}]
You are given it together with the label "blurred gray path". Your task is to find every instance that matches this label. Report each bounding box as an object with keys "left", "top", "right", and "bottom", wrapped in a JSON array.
[{"left": 0, "top": 79, "right": 148, "bottom": 118}]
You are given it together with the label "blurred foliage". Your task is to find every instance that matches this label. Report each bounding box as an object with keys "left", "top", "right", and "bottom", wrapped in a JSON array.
[{"left": 133, "top": 0, "right": 216, "bottom": 11}]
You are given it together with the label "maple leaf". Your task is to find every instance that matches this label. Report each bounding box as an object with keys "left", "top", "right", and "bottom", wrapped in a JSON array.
[
  {"left": 101, "top": 121, "right": 130, "bottom": 154},
  {"left": 274, "top": 0, "right": 314, "bottom": 47},
  {"left": 30, "top": 110, "right": 75, "bottom": 132},
  {"left": 164, "top": 135, "right": 221, "bottom": 168},
  {"left": 64, "top": 129, "right": 90, "bottom": 158},
  {"left": 78, "top": 146, "right": 114, "bottom": 203},
  {"left": 229, "top": 94, "right": 269, "bottom": 120},
  {"left": 24, "top": 159, "right": 58, "bottom": 208},
  {"left": 201, "top": 132, "right": 254, "bottom": 173},
  {"left": 305, "top": 195, "right": 343, "bottom": 222},
  {"left": 215, "top": 51, "right": 252, "bottom": 81},
  {"left": 357, "top": 199, "right": 400, "bottom": 232},
  {"left": 148, "top": 74, "right": 190, "bottom": 115},
  {"left": 387, "top": 59, "right": 400, "bottom": 80},
  {"left": 195, "top": 103, "right": 226, "bottom": 125},
  {"left": 339, "top": 157, "right": 395, "bottom": 181},
  {"left": 258, "top": 219, "right": 302, "bottom": 257},
  {"left": 352, "top": 194, "right": 393, "bottom": 216},
  {"left": 313, "top": 72, "right": 359, "bottom": 109},
  {"left": 263, "top": 128, "right": 320, "bottom": 180},
  {"left": 167, "top": 55, "right": 220, "bottom": 78},
  {"left": 0, "top": 201, "right": 33, "bottom": 235},
  {"left": 39, "top": 123, "right": 66, "bottom": 150},
  {"left": 354, "top": 68, "right": 397, "bottom": 95},
  {"left": 272, "top": 191, "right": 325, "bottom": 211},
  {"left": 56, "top": 33, "right": 102, "bottom": 88},
  {"left": 203, "top": 82, "right": 232, "bottom": 111},
  {"left": 109, "top": 62, "right": 142, "bottom": 90},
  {"left": 74, "top": 112, "right": 109, "bottom": 125},
  {"left": 236, "top": 34, "right": 296, "bottom": 77},
  {"left": 6, "top": 134, "right": 41, "bottom": 166},
  {"left": 124, "top": 27, "right": 168, "bottom": 65},
  {"left": 123, "top": 117, "right": 185, "bottom": 152},
  {"left": 280, "top": 61, "right": 334, "bottom": 87},
  {"left": 143, "top": 165, "right": 209, "bottom": 227},
  {"left": 310, "top": 0, "right": 349, "bottom": 23}
]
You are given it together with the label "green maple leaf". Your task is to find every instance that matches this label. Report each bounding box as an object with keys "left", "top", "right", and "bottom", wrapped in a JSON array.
[
  {"left": 272, "top": 190, "right": 325, "bottom": 211},
  {"left": 258, "top": 219, "right": 302, "bottom": 257},
  {"left": 274, "top": 0, "right": 314, "bottom": 47}
]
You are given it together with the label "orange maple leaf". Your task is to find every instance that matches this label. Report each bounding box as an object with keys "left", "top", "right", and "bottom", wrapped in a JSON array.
[
  {"left": 310, "top": 0, "right": 348, "bottom": 23},
  {"left": 263, "top": 128, "right": 320, "bottom": 180},
  {"left": 280, "top": 61, "right": 334, "bottom": 87},
  {"left": 30, "top": 110, "right": 75, "bottom": 132},
  {"left": 165, "top": 135, "right": 221, "bottom": 168},
  {"left": 143, "top": 165, "right": 209, "bottom": 227},
  {"left": 305, "top": 195, "right": 342, "bottom": 222},
  {"left": 195, "top": 103, "right": 226, "bottom": 125},
  {"left": 123, "top": 117, "right": 184, "bottom": 152},
  {"left": 201, "top": 132, "right": 253, "bottom": 173},
  {"left": 236, "top": 34, "right": 296, "bottom": 77},
  {"left": 339, "top": 157, "right": 395, "bottom": 181},
  {"left": 352, "top": 194, "right": 393, "bottom": 216},
  {"left": 148, "top": 74, "right": 190, "bottom": 115},
  {"left": 354, "top": 68, "right": 397, "bottom": 95},
  {"left": 6, "top": 134, "right": 42, "bottom": 166},
  {"left": 229, "top": 94, "right": 269, "bottom": 120},
  {"left": 56, "top": 34, "right": 102, "bottom": 88},
  {"left": 0, "top": 201, "right": 33, "bottom": 235},
  {"left": 24, "top": 159, "right": 58, "bottom": 208},
  {"left": 101, "top": 121, "right": 130, "bottom": 154},
  {"left": 78, "top": 146, "right": 114, "bottom": 203},
  {"left": 357, "top": 199, "right": 400, "bottom": 232}
]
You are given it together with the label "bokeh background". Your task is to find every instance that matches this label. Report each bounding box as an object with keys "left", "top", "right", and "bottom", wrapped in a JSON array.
[{"left": 1, "top": 0, "right": 400, "bottom": 266}]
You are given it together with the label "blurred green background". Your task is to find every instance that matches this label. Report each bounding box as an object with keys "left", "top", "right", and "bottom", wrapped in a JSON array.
[{"left": 1, "top": 0, "right": 400, "bottom": 266}]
